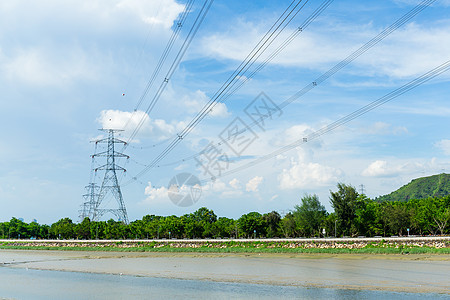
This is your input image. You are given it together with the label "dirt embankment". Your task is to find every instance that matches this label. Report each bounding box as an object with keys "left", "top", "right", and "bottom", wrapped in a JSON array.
[{"left": 1, "top": 236, "right": 449, "bottom": 250}]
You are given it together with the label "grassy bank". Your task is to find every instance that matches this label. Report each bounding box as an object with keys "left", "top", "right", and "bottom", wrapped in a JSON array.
[{"left": 1, "top": 240, "right": 449, "bottom": 254}]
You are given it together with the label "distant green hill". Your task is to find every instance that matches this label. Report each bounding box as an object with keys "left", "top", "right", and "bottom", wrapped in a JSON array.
[{"left": 376, "top": 173, "right": 450, "bottom": 202}]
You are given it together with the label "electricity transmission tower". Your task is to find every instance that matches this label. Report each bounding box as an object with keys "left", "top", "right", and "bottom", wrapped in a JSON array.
[
  {"left": 80, "top": 129, "right": 129, "bottom": 224},
  {"left": 79, "top": 183, "right": 99, "bottom": 220},
  {"left": 359, "top": 184, "right": 366, "bottom": 195}
]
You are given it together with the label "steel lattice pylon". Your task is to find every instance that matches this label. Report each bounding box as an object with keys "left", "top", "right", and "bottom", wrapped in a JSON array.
[
  {"left": 79, "top": 183, "right": 99, "bottom": 221},
  {"left": 81, "top": 129, "right": 129, "bottom": 224}
]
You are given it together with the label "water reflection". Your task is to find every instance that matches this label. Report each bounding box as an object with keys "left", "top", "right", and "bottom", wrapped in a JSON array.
[{"left": 0, "top": 267, "right": 446, "bottom": 299}]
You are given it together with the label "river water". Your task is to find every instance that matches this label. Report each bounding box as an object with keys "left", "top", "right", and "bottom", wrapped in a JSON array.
[
  {"left": 0, "top": 267, "right": 447, "bottom": 299},
  {"left": 0, "top": 250, "right": 449, "bottom": 299}
]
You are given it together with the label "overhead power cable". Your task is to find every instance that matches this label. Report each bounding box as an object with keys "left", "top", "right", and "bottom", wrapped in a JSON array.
[
  {"left": 219, "top": 0, "right": 334, "bottom": 105},
  {"left": 123, "top": 0, "right": 333, "bottom": 163},
  {"left": 123, "top": 0, "right": 316, "bottom": 151},
  {"left": 126, "top": 0, "right": 314, "bottom": 183},
  {"left": 198, "top": 59, "right": 450, "bottom": 184},
  {"left": 122, "top": 0, "right": 164, "bottom": 97},
  {"left": 135, "top": 0, "right": 436, "bottom": 170},
  {"left": 125, "top": 0, "right": 214, "bottom": 145},
  {"left": 123, "top": 0, "right": 195, "bottom": 131}
]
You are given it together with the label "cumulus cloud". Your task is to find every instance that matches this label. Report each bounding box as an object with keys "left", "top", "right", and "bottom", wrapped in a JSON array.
[
  {"left": 279, "top": 162, "right": 341, "bottom": 190},
  {"left": 229, "top": 178, "right": 241, "bottom": 189},
  {"left": 362, "top": 160, "right": 427, "bottom": 177},
  {"left": 201, "top": 179, "right": 243, "bottom": 198},
  {"left": 362, "top": 160, "right": 394, "bottom": 177},
  {"left": 271, "top": 124, "right": 320, "bottom": 149},
  {"left": 278, "top": 149, "right": 341, "bottom": 189},
  {"left": 142, "top": 182, "right": 169, "bottom": 205},
  {"left": 246, "top": 176, "right": 263, "bottom": 192},
  {"left": 143, "top": 179, "right": 203, "bottom": 207},
  {"left": 183, "top": 90, "right": 230, "bottom": 118},
  {"left": 0, "top": 0, "right": 185, "bottom": 87},
  {"left": 435, "top": 139, "right": 450, "bottom": 155},
  {"left": 97, "top": 109, "right": 185, "bottom": 141}
]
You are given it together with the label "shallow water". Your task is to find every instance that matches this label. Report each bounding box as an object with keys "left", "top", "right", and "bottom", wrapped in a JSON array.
[
  {"left": 0, "top": 267, "right": 447, "bottom": 300},
  {"left": 1, "top": 250, "right": 449, "bottom": 298}
]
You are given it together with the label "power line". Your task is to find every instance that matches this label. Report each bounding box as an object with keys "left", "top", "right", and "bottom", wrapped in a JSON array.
[
  {"left": 122, "top": 0, "right": 196, "bottom": 130},
  {"left": 125, "top": 0, "right": 316, "bottom": 184},
  {"left": 129, "top": 0, "right": 435, "bottom": 173},
  {"left": 125, "top": 0, "right": 214, "bottom": 145},
  {"left": 196, "top": 60, "right": 450, "bottom": 184},
  {"left": 123, "top": 0, "right": 316, "bottom": 151},
  {"left": 121, "top": 0, "right": 165, "bottom": 96}
]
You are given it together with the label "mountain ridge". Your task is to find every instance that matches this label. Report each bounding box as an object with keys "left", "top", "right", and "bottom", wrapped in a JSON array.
[{"left": 375, "top": 173, "right": 450, "bottom": 202}]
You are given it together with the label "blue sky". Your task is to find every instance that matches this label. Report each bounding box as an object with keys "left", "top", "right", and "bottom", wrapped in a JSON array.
[{"left": 1, "top": 0, "right": 449, "bottom": 224}]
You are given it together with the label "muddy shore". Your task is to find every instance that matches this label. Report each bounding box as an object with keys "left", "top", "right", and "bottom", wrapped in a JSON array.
[{"left": 1, "top": 249, "right": 449, "bottom": 294}]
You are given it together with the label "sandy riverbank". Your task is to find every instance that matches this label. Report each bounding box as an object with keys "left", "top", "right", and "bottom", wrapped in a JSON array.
[{"left": 1, "top": 249, "right": 449, "bottom": 294}]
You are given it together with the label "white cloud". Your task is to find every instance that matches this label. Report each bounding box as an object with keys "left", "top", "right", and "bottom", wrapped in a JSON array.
[
  {"left": 362, "top": 160, "right": 427, "bottom": 177},
  {"left": 142, "top": 182, "right": 169, "bottom": 205},
  {"left": 362, "top": 160, "right": 393, "bottom": 177},
  {"left": 278, "top": 149, "right": 341, "bottom": 189},
  {"left": 201, "top": 179, "right": 243, "bottom": 198},
  {"left": 270, "top": 124, "right": 320, "bottom": 149},
  {"left": 435, "top": 139, "right": 450, "bottom": 155},
  {"left": 0, "top": 0, "right": 185, "bottom": 87},
  {"left": 183, "top": 90, "right": 230, "bottom": 118},
  {"left": 97, "top": 109, "right": 185, "bottom": 141},
  {"left": 199, "top": 17, "right": 450, "bottom": 80},
  {"left": 279, "top": 161, "right": 341, "bottom": 190},
  {"left": 209, "top": 102, "right": 231, "bottom": 118},
  {"left": 1, "top": 46, "right": 99, "bottom": 86},
  {"left": 229, "top": 178, "right": 241, "bottom": 189},
  {"left": 116, "top": 0, "right": 185, "bottom": 28},
  {"left": 246, "top": 176, "right": 263, "bottom": 192}
]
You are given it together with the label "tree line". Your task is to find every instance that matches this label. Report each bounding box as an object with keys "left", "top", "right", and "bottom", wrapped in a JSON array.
[{"left": 1, "top": 183, "right": 449, "bottom": 240}]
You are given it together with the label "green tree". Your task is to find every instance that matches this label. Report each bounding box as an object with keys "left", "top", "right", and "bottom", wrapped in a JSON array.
[
  {"left": 182, "top": 214, "right": 203, "bottom": 238},
  {"left": 128, "top": 219, "right": 145, "bottom": 239},
  {"left": 238, "top": 212, "right": 264, "bottom": 238},
  {"left": 330, "top": 183, "right": 359, "bottom": 237},
  {"left": 385, "top": 202, "right": 412, "bottom": 236},
  {"left": 215, "top": 217, "right": 236, "bottom": 238},
  {"left": 293, "top": 194, "right": 327, "bottom": 237},
  {"left": 76, "top": 217, "right": 91, "bottom": 239},
  {"left": 159, "top": 215, "right": 184, "bottom": 238},
  {"left": 353, "top": 195, "right": 379, "bottom": 237},
  {"left": 280, "top": 213, "right": 297, "bottom": 237},
  {"left": 142, "top": 214, "right": 162, "bottom": 238},
  {"left": 50, "top": 218, "right": 75, "bottom": 239},
  {"left": 262, "top": 211, "right": 281, "bottom": 237},
  {"left": 191, "top": 207, "right": 217, "bottom": 238}
]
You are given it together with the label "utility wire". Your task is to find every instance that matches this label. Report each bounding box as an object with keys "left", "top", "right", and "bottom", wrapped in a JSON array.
[
  {"left": 126, "top": 0, "right": 214, "bottom": 145},
  {"left": 126, "top": 0, "right": 313, "bottom": 183},
  {"left": 123, "top": 0, "right": 333, "bottom": 169},
  {"left": 122, "top": 0, "right": 165, "bottom": 96},
  {"left": 137, "top": 0, "right": 436, "bottom": 170},
  {"left": 198, "top": 59, "right": 450, "bottom": 184},
  {"left": 219, "top": 0, "right": 333, "bottom": 105},
  {"left": 122, "top": 0, "right": 310, "bottom": 151},
  {"left": 123, "top": 0, "right": 195, "bottom": 130}
]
